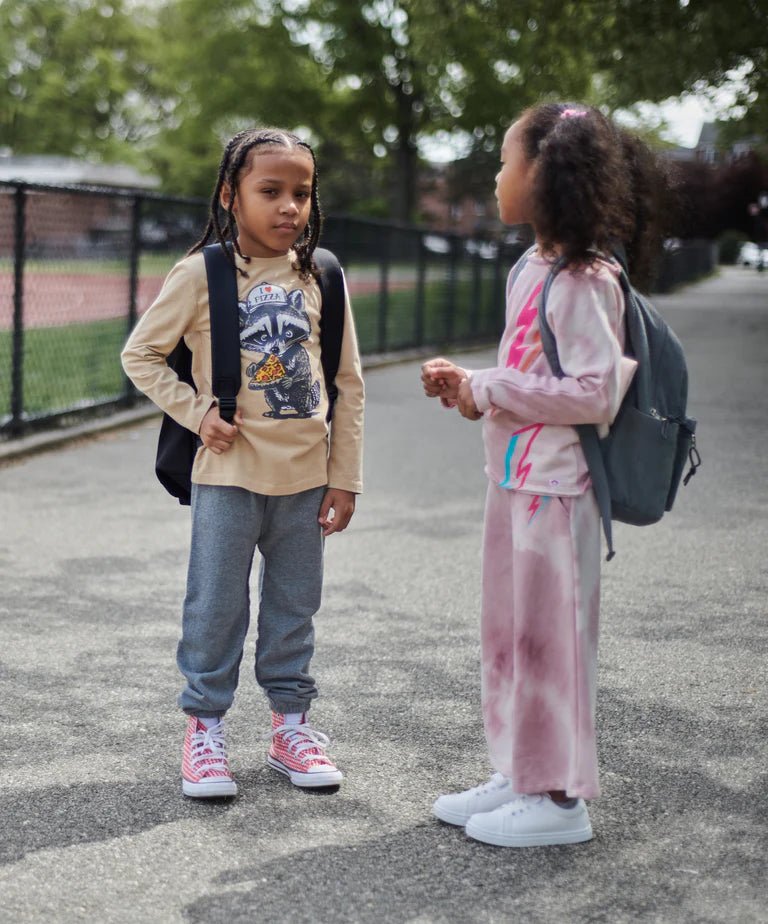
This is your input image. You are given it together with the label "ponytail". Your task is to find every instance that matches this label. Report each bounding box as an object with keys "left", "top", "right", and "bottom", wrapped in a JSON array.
[{"left": 519, "top": 103, "right": 670, "bottom": 287}]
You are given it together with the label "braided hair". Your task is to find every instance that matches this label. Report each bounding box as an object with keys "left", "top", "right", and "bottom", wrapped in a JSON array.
[{"left": 188, "top": 127, "right": 322, "bottom": 280}]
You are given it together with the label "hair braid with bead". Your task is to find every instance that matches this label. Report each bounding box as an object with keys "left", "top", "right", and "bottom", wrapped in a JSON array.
[{"left": 188, "top": 127, "right": 322, "bottom": 280}]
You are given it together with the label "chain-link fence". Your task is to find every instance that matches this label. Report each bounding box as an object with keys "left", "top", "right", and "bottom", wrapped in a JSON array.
[{"left": 1, "top": 180, "right": 716, "bottom": 439}]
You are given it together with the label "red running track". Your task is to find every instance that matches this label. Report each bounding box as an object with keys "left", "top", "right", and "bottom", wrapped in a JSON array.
[{"left": 0, "top": 271, "right": 415, "bottom": 330}]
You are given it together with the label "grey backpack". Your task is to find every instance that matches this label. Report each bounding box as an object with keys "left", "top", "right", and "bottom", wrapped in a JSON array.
[{"left": 519, "top": 250, "right": 700, "bottom": 560}]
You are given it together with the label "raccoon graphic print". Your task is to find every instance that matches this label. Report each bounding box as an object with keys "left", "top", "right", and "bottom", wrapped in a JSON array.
[
  {"left": 240, "top": 282, "right": 321, "bottom": 418},
  {"left": 120, "top": 248, "right": 364, "bottom": 497}
]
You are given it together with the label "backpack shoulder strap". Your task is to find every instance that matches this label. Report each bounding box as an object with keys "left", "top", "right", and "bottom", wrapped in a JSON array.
[
  {"left": 313, "top": 247, "right": 346, "bottom": 420},
  {"left": 537, "top": 259, "right": 565, "bottom": 377},
  {"left": 203, "top": 243, "right": 240, "bottom": 423},
  {"left": 577, "top": 424, "right": 615, "bottom": 561},
  {"left": 508, "top": 244, "right": 537, "bottom": 289},
  {"left": 537, "top": 259, "right": 616, "bottom": 561}
]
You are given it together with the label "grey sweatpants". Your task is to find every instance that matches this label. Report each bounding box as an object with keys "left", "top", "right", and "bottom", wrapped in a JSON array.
[{"left": 177, "top": 483, "right": 326, "bottom": 717}]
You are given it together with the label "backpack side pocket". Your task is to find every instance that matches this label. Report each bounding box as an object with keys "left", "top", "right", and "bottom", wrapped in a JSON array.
[{"left": 602, "top": 406, "right": 679, "bottom": 525}]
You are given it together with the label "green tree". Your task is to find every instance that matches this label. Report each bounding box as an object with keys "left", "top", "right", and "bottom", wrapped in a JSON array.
[
  {"left": 593, "top": 0, "right": 766, "bottom": 107},
  {"left": 0, "top": 0, "right": 152, "bottom": 162},
  {"left": 283, "top": 0, "right": 609, "bottom": 221},
  {"left": 142, "top": 0, "right": 331, "bottom": 197},
  {"left": 3, "top": 0, "right": 764, "bottom": 223},
  {"left": 591, "top": 0, "right": 767, "bottom": 143}
]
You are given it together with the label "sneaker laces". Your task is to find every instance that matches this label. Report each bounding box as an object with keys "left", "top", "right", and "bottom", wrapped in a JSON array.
[
  {"left": 467, "top": 772, "right": 512, "bottom": 798},
  {"left": 498, "top": 793, "right": 543, "bottom": 815},
  {"left": 268, "top": 722, "right": 335, "bottom": 768},
  {"left": 189, "top": 721, "right": 230, "bottom": 777}
]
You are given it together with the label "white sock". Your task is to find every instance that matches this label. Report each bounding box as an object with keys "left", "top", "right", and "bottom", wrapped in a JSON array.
[
  {"left": 198, "top": 716, "right": 222, "bottom": 729},
  {"left": 283, "top": 712, "right": 304, "bottom": 726}
]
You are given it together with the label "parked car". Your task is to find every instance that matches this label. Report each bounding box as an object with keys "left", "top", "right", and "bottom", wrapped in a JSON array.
[
  {"left": 737, "top": 241, "right": 768, "bottom": 270},
  {"left": 464, "top": 239, "right": 498, "bottom": 260},
  {"left": 422, "top": 234, "right": 452, "bottom": 255}
]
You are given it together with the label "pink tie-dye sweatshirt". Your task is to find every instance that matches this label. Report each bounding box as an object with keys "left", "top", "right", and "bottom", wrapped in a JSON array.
[{"left": 470, "top": 251, "right": 637, "bottom": 496}]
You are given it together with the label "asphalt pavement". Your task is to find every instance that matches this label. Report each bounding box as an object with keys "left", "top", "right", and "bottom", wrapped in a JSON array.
[{"left": 1, "top": 266, "right": 766, "bottom": 923}]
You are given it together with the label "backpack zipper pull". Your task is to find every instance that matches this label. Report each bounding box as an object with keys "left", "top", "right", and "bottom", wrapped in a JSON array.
[{"left": 683, "top": 435, "right": 701, "bottom": 486}]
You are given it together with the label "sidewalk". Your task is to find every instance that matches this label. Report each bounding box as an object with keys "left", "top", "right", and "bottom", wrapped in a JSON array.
[{"left": 1, "top": 266, "right": 766, "bottom": 923}]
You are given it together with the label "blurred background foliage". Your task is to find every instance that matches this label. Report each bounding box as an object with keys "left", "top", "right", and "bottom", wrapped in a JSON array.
[{"left": 1, "top": 0, "right": 766, "bottom": 225}]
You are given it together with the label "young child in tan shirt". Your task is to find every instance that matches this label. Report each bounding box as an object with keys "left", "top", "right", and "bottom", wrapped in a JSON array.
[{"left": 122, "top": 127, "right": 364, "bottom": 799}]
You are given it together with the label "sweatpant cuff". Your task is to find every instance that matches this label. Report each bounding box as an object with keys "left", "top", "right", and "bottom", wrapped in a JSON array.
[
  {"left": 269, "top": 701, "right": 313, "bottom": 717},
  {"left": 183, "top": 709, "right": 226, "bottom": 719}
]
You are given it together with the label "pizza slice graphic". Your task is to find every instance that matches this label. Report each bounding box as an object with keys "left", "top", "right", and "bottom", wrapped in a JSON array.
[{"left": 251, "top": 353, "right": 286, "bottom": 385}]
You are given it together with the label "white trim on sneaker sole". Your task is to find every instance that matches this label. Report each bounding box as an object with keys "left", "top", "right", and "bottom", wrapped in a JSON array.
[
  {"left": 182, "top": 778, "right": 238, "bottom": 798},
  {"left": 433, "top": 802, "right": 475, "bottom": 826},
  {"left": 267, "top": 754, "right": 344, "bottom": 788},
  {"left": 465, "top": 817, "right": 593, "bottom": 847}
]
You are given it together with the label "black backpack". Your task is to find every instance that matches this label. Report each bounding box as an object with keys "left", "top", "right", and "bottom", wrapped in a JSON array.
[
  {"left": 533, "top": 251, "right": 700, "bottom": 559},
  {"left": 154, "top": 243, "right": 346, "bottom": 505}
]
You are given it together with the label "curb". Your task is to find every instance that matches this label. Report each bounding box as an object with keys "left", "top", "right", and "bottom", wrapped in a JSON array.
[{"left": 0, "top": 405, "right": 162, "bottom": 465}]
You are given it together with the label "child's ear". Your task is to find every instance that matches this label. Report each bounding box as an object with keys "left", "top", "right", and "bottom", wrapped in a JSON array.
[{"left": 220, "top": 182, "right": 236, "bottom": 210}]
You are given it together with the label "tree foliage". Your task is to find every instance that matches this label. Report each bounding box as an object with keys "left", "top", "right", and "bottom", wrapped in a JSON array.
[
  {"left": 280, "top": 0, "right": 608, "bottom": 219},
  {"left": 0, "top": 0, "right": 764, "bottom": 222},
  {"left": 672, "top": 153, "right": 768, "bottom": 239},
  {"left": 0, "top": 0, "right": 151, "bottom": 161},
  {"left": 592, "top": 0, "right": 767, "bottom": 115},
  {"left": 140, "top": 0, "right": 332, "bottom": 197}
]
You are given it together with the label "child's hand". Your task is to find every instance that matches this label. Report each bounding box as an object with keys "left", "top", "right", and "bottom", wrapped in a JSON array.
[
  {"left": 318, "top": 488, "right": 356, "bottom": 536},
  {"left": 421, "top": 358, "right": 467, "bottom": 401},
  {"left": 457, "top": 378, "right": 483, "bottom": 420},
  {"left": 199, "top": 406, "right": 243, "bottom": 453}
]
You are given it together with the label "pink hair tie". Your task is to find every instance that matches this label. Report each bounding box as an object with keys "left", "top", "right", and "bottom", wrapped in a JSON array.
[{"left": 560, "top": 108, "right": 588, "bottom": 119}]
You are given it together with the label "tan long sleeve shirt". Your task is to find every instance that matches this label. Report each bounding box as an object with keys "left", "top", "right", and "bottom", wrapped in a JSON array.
[{"left": 121, "top": 248, "right": 364, "bottom": 496}]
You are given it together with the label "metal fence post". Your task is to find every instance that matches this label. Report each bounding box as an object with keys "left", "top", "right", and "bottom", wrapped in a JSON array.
[
  {"left": 445, "top": 235, "right": 459, "bottom": 344},
  {"left": 378, "top": 226, "right": 390, "bottom": 353},
  {"left": 491, "top": 246, "right": 505, "bottom": 337},
  {"left": 10, "top": 184, "right": 26, "bottom": 436},
  {"left": 124, "top": 195, "right": 142, "bottom": 405},
  {"left": 339, "top": 215, "right": 350, "bottom": 267},
  {"left": 470, "top": 250, "right": 482, "bottom": 341},
  {"left": 414, "top": 230, "right": 426, "bottom": 347}
]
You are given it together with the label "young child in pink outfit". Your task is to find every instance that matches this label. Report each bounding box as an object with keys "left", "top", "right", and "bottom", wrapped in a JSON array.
[{"left": 422, "top": 103, "right": 671, "bottom": 847}]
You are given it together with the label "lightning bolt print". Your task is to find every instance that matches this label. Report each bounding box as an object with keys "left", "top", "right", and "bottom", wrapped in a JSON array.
[
  {"left": 497, "top": 281, "right": 546, "bottom": 492},
  {"left": 499, "top": 423, "right": 544, "bottom": 489},
  {"left": 506, "top": 282, "right": 543, "bottom": 370},
  {"left": 526, "top": 494, "right": 551, "bottom": 525}
]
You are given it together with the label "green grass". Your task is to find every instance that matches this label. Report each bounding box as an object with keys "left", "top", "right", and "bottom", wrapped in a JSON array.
[
  {"left": 0, "top": 317, "right": 128, "bottom": 418},
  {"left": 1, "top": 269, "right": 505, "bottom": 420},
  {"left": 0, "top": 253, "right": 184, "bottom": 276},
  {"left": 351, "top": 268, "right": 504, "bottom": 352},
  {"left": 0, "top": 255, "right": 432, "bottom": 278}
]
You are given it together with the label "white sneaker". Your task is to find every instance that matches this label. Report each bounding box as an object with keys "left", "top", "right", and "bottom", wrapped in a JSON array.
[
  {"left": 465, "top": 793, "right": 593, "bottom": 847},
  {"left": 432, "top": 773, "right": 519, "bottom": 826}
]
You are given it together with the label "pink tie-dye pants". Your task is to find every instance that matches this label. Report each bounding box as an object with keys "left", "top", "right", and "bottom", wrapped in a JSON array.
[{"left": 481, "top": 483, "right": 602, "bottom": 799}]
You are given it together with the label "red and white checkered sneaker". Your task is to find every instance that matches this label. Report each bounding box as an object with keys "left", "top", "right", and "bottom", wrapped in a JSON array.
[
  {"left": 182, "top": 716, "right": 237, "bottom": 798},
  {"left": 267, "top": 713, "right": 344, "bottom": 788}
]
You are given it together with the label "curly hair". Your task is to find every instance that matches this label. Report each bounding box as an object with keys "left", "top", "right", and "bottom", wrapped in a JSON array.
[
  {"left": 517, "top": 103, "right": 671, "bottom": 290},
  {"left": 616, "top": 128, "right": 675, "bottom": 289},
  {"left": 188, "top": 127, "right": 323, "bottom": 281}
]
